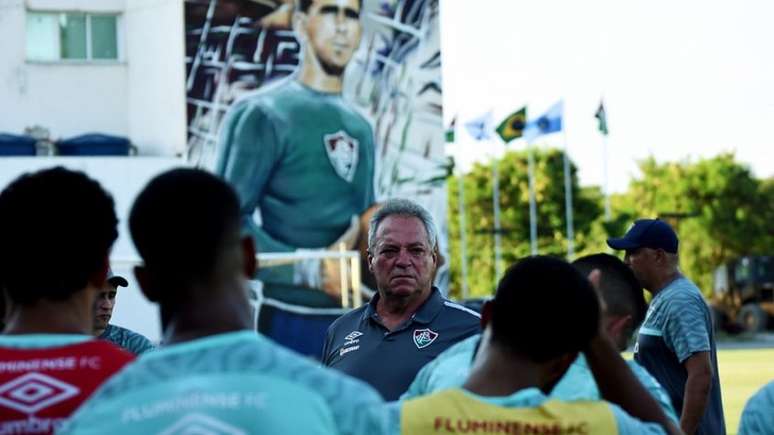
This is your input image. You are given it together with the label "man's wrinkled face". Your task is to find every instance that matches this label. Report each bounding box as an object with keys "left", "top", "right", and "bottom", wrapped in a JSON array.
[
  {"left": 94, "top": 284, "right": 117, "bottom": 331},
  {"left": 301, "top": 0, "right": 362, "bottom": 76},
  {"left": 368, "top": 215, "right": 437, "bottom": 299}
]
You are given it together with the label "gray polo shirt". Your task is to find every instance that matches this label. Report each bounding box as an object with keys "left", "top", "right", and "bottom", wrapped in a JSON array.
[{"left": 321, "top": 287, "right": 481, "bottom": 400}]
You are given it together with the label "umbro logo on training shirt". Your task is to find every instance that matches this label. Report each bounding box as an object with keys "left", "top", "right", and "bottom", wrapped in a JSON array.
[
  {"left": 0, "top": 372, "right": 79, "bottom": 414},
  {"left": 160, "top": 413, "right": 246, "bottom": 435},
  {"left": 413, "top": 329, "right": 439, "bottom": 349}
]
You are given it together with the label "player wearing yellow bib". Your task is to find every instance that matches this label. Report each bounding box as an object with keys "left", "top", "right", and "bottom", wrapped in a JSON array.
[{"left": 391, "top": 256, "right": 681, "bottom": 435}]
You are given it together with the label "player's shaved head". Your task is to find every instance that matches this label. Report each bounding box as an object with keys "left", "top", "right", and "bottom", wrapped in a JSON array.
[
  {"left": 490, "top": 256, "right": 599, "bottom": 362},
  {"left": 0, "top": 167, "right": 117, "bottom": 305},
  {"left": 129, "top": 169, "right": 242, "bottom": 295},
  {"left": 572, "top": 253, "right": 646, "bottom": 349},
  {"left": 572, "top": 254, "right": 646, "bottom": 328}
]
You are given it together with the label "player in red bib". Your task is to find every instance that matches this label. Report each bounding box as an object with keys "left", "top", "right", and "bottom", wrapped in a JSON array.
[{"left": 0, "top": 167, "right": 135, "bottom": 434}]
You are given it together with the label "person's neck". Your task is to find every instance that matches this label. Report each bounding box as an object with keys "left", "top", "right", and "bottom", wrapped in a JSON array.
[
  {"left": 649, "top": 269, "right": 682, "bottom": 295},
  {"left": 463, "top": 339, "right": 543, "bottom": 397},
  {"left": 375, "top": 287, "right": 432, "bottom": 331},
  {"left": 161, "top": 280, "right": 253, "bottom": 346},
  {"left": 93, "top": 326, "right": 107, "bottom": 337},
  {"left": 297, "top": 55, "right": 343, "bottom": 93},
  {"left": 4, "top": 294, "right": 93, "bottom": 336}
]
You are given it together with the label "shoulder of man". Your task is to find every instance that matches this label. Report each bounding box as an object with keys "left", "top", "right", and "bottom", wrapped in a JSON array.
[
  {"left": 106, "top": 324, "right": 155, "bottom": 355},
  {"left": 438, "top": 297, "right": 481, "bottom": 326},
  {"left": 663, "top": 277, "right": 705, "bottom": 302},
  {"left": 654, "top": 277, "right": 709, "bottom": 318},
  {"left": 326, "top": 304, "right": 369, "bottom": 337},
  {"left": 739, "top": 380, "right": 774, "bottom": 435}
]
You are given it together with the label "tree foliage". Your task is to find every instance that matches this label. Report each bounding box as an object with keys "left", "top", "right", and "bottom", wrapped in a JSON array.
[
  {"left": 446, "top": 150, "right": 773, "bottom": 300},
  {"left": 447, "top": 148, "right": 602, "bottom": 298},
  {"left": 611, "top": 153, "right": 773, "bottom": 295}
]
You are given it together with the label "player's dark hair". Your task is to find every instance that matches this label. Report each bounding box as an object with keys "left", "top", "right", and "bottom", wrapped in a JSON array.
[
  {"left": 296, "top": 0, "right": 362, "bottom": 13},
  {"left": 572, "top": 253, "right": 646, "bottom": 341},
  {"left": 129, "top": 168, "right": 241, "bottom": 293},
  {"left": 0, "top": 167, "right": 117, "bottom": 305},
  {"left": 491, "top": 256, "right": 599, "bottom": 363}
]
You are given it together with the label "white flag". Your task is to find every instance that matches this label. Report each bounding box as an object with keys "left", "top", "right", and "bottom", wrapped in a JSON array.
[{"left": 464, "top": 112, "right": 494, "bottom": 141}]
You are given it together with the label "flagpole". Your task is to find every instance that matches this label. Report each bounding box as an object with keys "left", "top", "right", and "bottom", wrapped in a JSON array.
[
  {"left": 562, "top": 126, "right": 575, "bottom": 260},
  {"left": 456, "top": 173, "right": 470, "bottom": 299},
  {"left": 454, "top": 125, "right": 470, "bottom": 298},
  {"left": 603, "top": 133, "right": 611, "bottom": 221},
  {"left": 527, "top": 141, "right": 538, "bottom": 256},
  {"left": 492, "top": 156, "right": 503, "bottom": 279},
  {"left": 448, "top": 117, "right": 470, "bottom": 299}
]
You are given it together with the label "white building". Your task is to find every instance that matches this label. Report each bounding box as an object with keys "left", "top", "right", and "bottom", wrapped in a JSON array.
[
  {"left": 0, "top": 0, "right": 193, "bottom": 341},
  {"left": 1, "top": 0, "right": 186, "bottom": 155}
]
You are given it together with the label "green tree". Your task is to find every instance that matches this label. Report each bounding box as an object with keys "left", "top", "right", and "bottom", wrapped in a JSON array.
[
  {"left": 447, "top": 148, "right": 603, "bottom": 299},
  {"left": 610, "top": 154, "right": 773, "bottom": 296}
]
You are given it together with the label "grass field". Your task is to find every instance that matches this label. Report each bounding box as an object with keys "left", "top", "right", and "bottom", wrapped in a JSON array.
[{"left": 718, "top": 348, "right": 774, "bottom": 434}]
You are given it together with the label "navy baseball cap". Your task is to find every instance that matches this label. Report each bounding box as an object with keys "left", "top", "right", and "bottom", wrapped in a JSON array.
[
  {"left": 606, "top": 219, "right": 679, "bottom": 253},
  {"left": 107, "top": 269, "right": 128, "bottom": 288}
]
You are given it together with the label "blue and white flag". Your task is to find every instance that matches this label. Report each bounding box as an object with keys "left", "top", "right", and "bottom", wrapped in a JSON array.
[
  {"left": 464, "top": 112, "right": 494, "bottom": 141},
  {"left": 524, "top": 101, "right": 563, "bottom": 142}
]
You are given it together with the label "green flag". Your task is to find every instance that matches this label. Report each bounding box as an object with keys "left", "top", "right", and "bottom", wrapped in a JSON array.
[
  {"left": 595, "top": 102, "right": 608, "bottom": 135},
  {"left": 495, "top": 107, "right": 527, "bottom": 143},
  {"left": 445, "top": 117, "right": 456, "bottom": 142}
]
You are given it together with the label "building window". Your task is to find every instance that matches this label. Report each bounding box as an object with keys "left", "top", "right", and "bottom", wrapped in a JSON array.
[{"left": 26, "top": 12, "right": 121, "bottom": 62}]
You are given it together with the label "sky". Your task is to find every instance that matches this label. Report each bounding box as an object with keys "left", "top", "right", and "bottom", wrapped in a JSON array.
[{"left": 440, "top": 0, "right": 774, "bottom": 193}]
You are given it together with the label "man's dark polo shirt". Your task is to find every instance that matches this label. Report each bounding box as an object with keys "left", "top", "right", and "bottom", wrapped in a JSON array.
[{"left": 321, "top": 287, "right": 481, "bottom": 400}]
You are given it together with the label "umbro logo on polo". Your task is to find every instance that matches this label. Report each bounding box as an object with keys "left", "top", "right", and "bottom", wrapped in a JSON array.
[{"left": 344, "top": 331, "right": 363, "bottom": 342}]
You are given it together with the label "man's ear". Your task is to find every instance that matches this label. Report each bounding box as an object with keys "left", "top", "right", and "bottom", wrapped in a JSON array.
[
  {"left": 292, "top": 9, "right": 308, "bottom": 43},
  {"left": 134, "top": 265, "right": 158, "bottom": 303},
  {"left": 367, "top": 252, "right": 375, "bottom": 274},
  {"left": 606, "top": 314, "right": 633, "bottom": 348},
  {"left": 480, "top": 300, "right": 494, "bottom": 329},
  {"left": 241, "top": 236, "right": 257, "bottom": 279}
]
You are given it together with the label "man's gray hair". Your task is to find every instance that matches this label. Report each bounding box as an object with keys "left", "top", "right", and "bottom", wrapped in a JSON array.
[{"left": 368, "top": 198, "right": 438, "bottom": 252}]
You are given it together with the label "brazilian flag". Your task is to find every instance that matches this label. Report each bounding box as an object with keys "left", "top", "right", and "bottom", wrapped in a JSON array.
[{"left": 495, "top": 107, "right": 527, "bottom": 143}]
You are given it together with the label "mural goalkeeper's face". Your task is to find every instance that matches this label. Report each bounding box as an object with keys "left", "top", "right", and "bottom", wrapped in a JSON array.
[{"left": 302, "top": 0, "right": 362, "bottom": 76}]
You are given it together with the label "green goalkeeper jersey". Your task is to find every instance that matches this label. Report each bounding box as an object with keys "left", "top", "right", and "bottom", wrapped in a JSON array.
[{"left": 215, "top": 79, "right": 375, "bottom": 284}]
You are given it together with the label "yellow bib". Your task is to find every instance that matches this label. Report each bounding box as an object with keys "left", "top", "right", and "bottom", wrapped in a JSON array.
[{"left": 401, "top": 389, "right": 619, "bottom": 434}]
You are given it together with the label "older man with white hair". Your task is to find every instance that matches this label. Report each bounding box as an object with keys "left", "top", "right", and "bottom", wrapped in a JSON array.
[{"left": 321, "top": 198, "right": 480, "bottom": 400}]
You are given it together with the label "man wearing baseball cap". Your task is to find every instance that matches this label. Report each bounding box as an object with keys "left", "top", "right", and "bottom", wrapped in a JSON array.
[
  {"left": 93, "top": 270, "right": 155, "bottom": 355},
  {"left": 608, "top": 219, "right": 725, "bottom": 435}
]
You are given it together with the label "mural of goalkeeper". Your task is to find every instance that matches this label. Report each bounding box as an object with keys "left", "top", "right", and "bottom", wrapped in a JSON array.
[{"left": 215, "top": 0, "right": 374, "bottom": 303}]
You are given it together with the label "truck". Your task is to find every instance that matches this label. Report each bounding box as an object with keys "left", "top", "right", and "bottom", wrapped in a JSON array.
[{"left": 711, "top": 256, "right": 774, "bottom": 333}]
